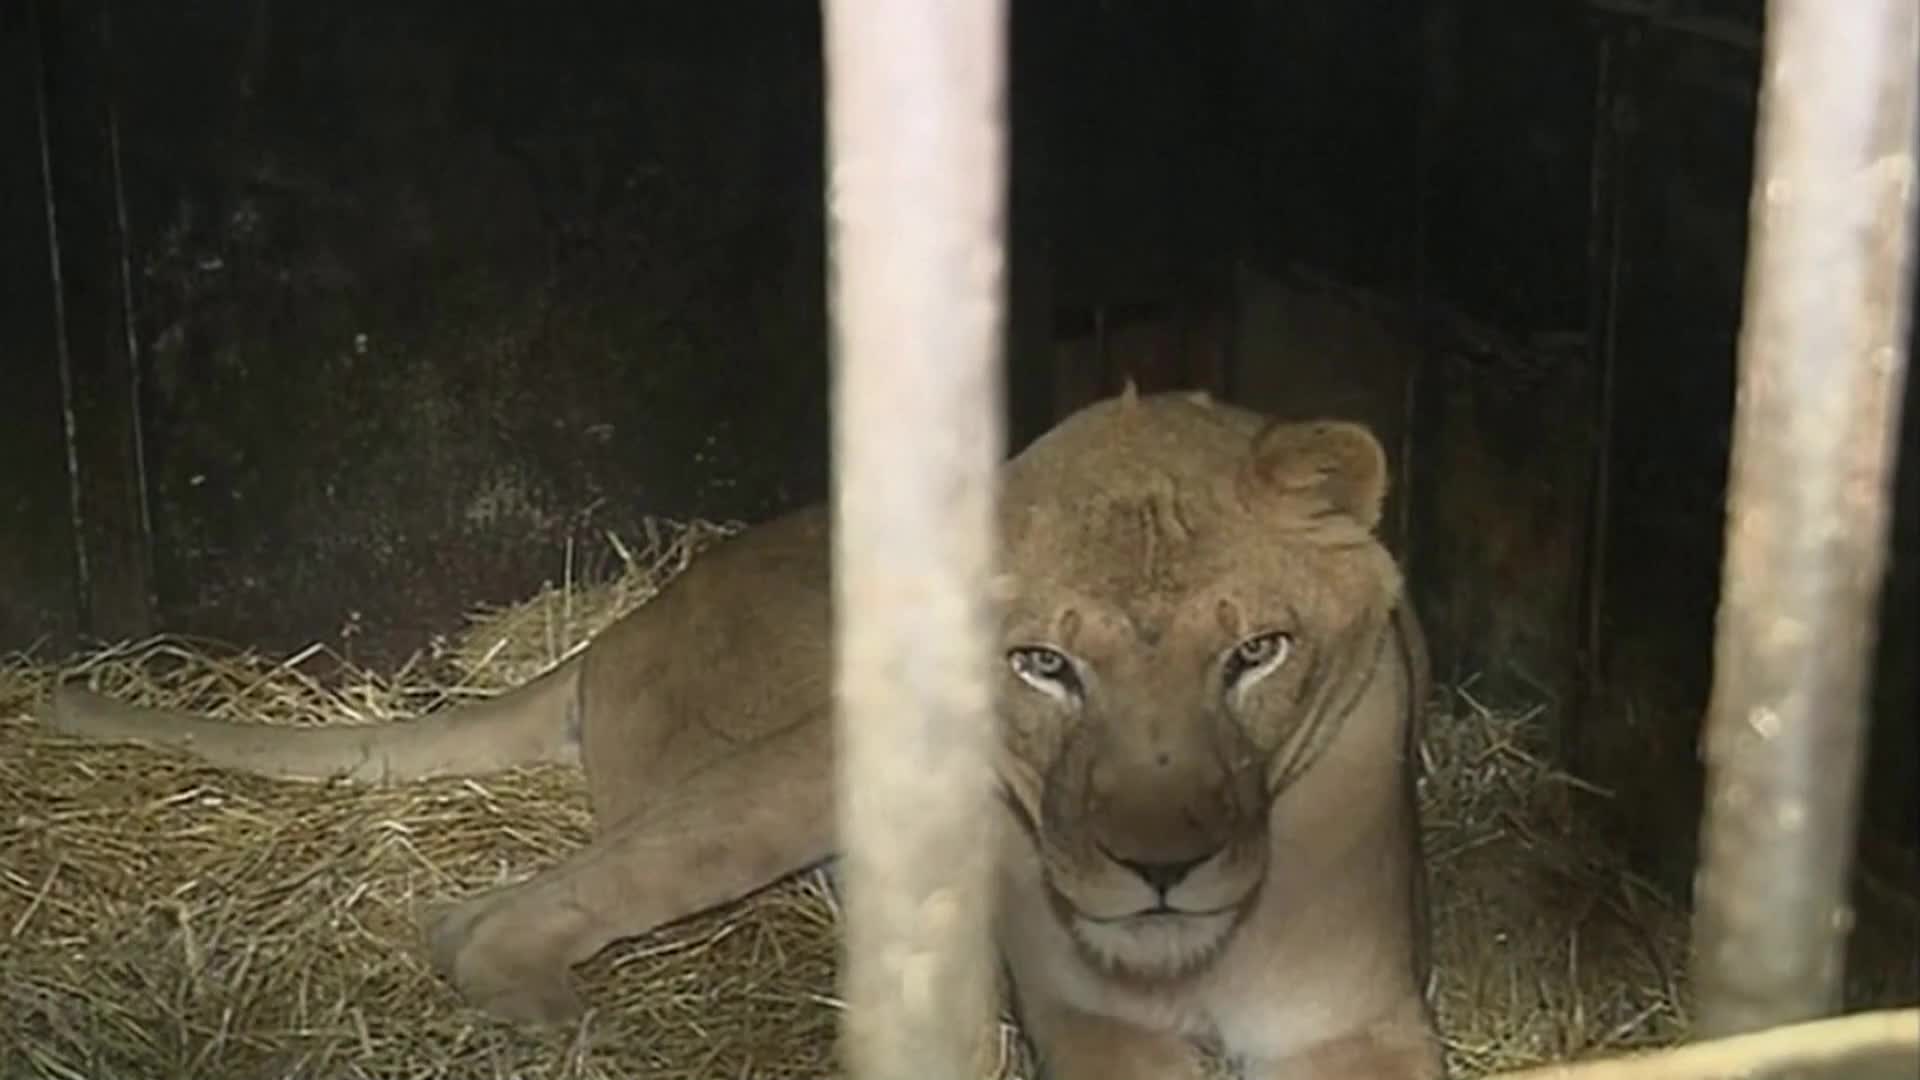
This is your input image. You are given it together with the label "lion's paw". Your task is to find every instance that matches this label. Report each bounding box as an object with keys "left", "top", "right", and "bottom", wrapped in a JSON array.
[{"left": 425, "top": 894, "right": 585, "bottom": 1026}]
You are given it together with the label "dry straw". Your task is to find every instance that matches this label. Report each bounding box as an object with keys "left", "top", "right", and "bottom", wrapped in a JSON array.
[{"left": 2, "top": 518, "right": 1913, "bottom": 1079}]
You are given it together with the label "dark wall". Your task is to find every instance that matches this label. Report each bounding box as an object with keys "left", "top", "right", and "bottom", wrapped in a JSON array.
[
  {"left": 151, "top": 2, "right": 839, "bottom": 666},
  {"left": 0, "top": 1, "right": 82, "bottom": 656},
  {"left": 7, "top": 0, "right": 841, "bottom": 665},
  {"left": 1402, "top": 3, "right": 1920, "bottom": 887},
  {"left": 1416, "top": 1, "right": 1595, "bottom": 331},
  {"left": 1575, "top": 9, "right": 1917, "bottom": 885},
  {"left": 6, "top": 1, "right": 1063, "bottom": 667},
  {"left": 1872, "top": 351, "right": 1920, "bottom": 867},
  {"left": 1573, "top": 18, "right": 1761, "bottom": 888},
  {"left": 1038, "top": 0, "right": 1247, "bottom": 310},
  {"left": 1236, "top": 0, "right": 1425, "bottom": 297},
  {"left": 1392, "top": 1, "right": 1919, "bottom": 886},
  {"left": 1404, "top": 0, "right": 1599, "bottom": 702}
]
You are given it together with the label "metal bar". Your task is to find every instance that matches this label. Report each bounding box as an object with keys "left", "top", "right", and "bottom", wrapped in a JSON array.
[
  {"left": 1486, "top": 1007, "right": 1920, "bottom": 1080},
  {"left": 820, "top": 1, "right": 1009, "bottom": 1078},
  {"left": 102, "top": 1, "right": 157, "bottom": 612},
  {"left": 1691, "top": 0, "right": 1918, "bottom": 1039},
  {"left": 28, "top": 0, "right": 95, "bottom": 636},
  {"left": 1577, "top": 27, "right": 1626, "bottom": 709},
  {"left": 30, "top": 0, "right": 157, "bottom": 644}
]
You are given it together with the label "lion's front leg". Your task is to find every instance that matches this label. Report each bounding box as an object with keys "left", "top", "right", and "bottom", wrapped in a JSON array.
[
  {"left": 425, "top": 718, "right": 835, "bottom": 1025},
  {"left": 1018, "top": 997, "right": 1210, "bottom": 1080},
  {"left": 425, "top": 882, "right": 586, "bottom": 1024}
]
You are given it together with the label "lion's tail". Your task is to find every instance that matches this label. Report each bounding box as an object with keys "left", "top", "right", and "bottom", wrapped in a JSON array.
[{"left": 41, "top": 659, "right": 584, "bottom": 785}]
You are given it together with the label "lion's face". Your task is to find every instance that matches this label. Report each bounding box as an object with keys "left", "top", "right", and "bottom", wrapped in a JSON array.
[{"left": 993, "top": 393, "right": 1401, "bottom": 980}]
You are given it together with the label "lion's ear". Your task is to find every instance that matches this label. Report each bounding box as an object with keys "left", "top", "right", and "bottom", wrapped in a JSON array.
[{"left": 1246, "top": 420, "right": 1389, "bottom": 532}]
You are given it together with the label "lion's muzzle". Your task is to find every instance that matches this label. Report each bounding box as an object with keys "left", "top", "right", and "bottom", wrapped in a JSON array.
[{"left": 1041, "top": 725, "right": 1270, "bottom": 927}]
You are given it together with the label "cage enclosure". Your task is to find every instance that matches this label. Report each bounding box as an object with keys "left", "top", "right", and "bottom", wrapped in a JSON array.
[{"left": 1, "top": 1, "right": 1915, "bottom": 1077}]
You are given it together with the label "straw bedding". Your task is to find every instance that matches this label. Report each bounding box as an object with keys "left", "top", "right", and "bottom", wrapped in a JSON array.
[{"left": 2, "top": 518, "right": 1914, "bottom": 1079}]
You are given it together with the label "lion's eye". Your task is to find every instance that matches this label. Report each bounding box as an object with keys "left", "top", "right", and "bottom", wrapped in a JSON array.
[
  {"left": 1008, "top": 646, "right": 1081, "bottom": 699},
  {"left": 1224, "top": 631, "right": 1292, "bottom": 689}
]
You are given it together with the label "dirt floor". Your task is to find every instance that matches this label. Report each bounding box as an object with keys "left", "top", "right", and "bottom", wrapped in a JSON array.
[{"left": 2, "top": 518, "right": 1914, "bottom": 1079}]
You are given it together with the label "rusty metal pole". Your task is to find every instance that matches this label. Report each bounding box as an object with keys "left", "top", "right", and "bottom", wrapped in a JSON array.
[
  {"left": 821, "top": 1, "right": 1009, "bottom": 1079},
  {"left": 1691, "top": 0, "right": 1918, "bottom": 1039}
]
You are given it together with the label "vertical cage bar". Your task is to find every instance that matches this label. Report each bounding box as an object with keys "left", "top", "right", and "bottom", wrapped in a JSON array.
[
  {"left": 1691, "top": 0, "right": 1918, "bottom": 1038},
  {"left": 821, "top": 1, "right": 1009, "bottom": 1078}
]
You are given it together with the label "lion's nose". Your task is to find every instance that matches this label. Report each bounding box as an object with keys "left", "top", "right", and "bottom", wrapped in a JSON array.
[{"left": 1100, "top": 845, "right": 1219, "bottom": 895}]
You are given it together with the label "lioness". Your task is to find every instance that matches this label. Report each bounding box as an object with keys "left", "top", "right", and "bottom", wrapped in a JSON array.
[{"left": 45, "top": 389, "right": 1440, "bottom": 1079}]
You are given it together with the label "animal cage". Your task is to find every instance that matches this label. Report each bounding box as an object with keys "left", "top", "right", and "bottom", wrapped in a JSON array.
[{"left": 3, "top": 0, "right": 1917, "bottom": 1077}]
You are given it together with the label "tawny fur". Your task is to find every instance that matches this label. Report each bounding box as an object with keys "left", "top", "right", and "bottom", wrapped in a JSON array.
[{"left": 42, "top": 390, "right": 1441, "bottom": 1080}]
